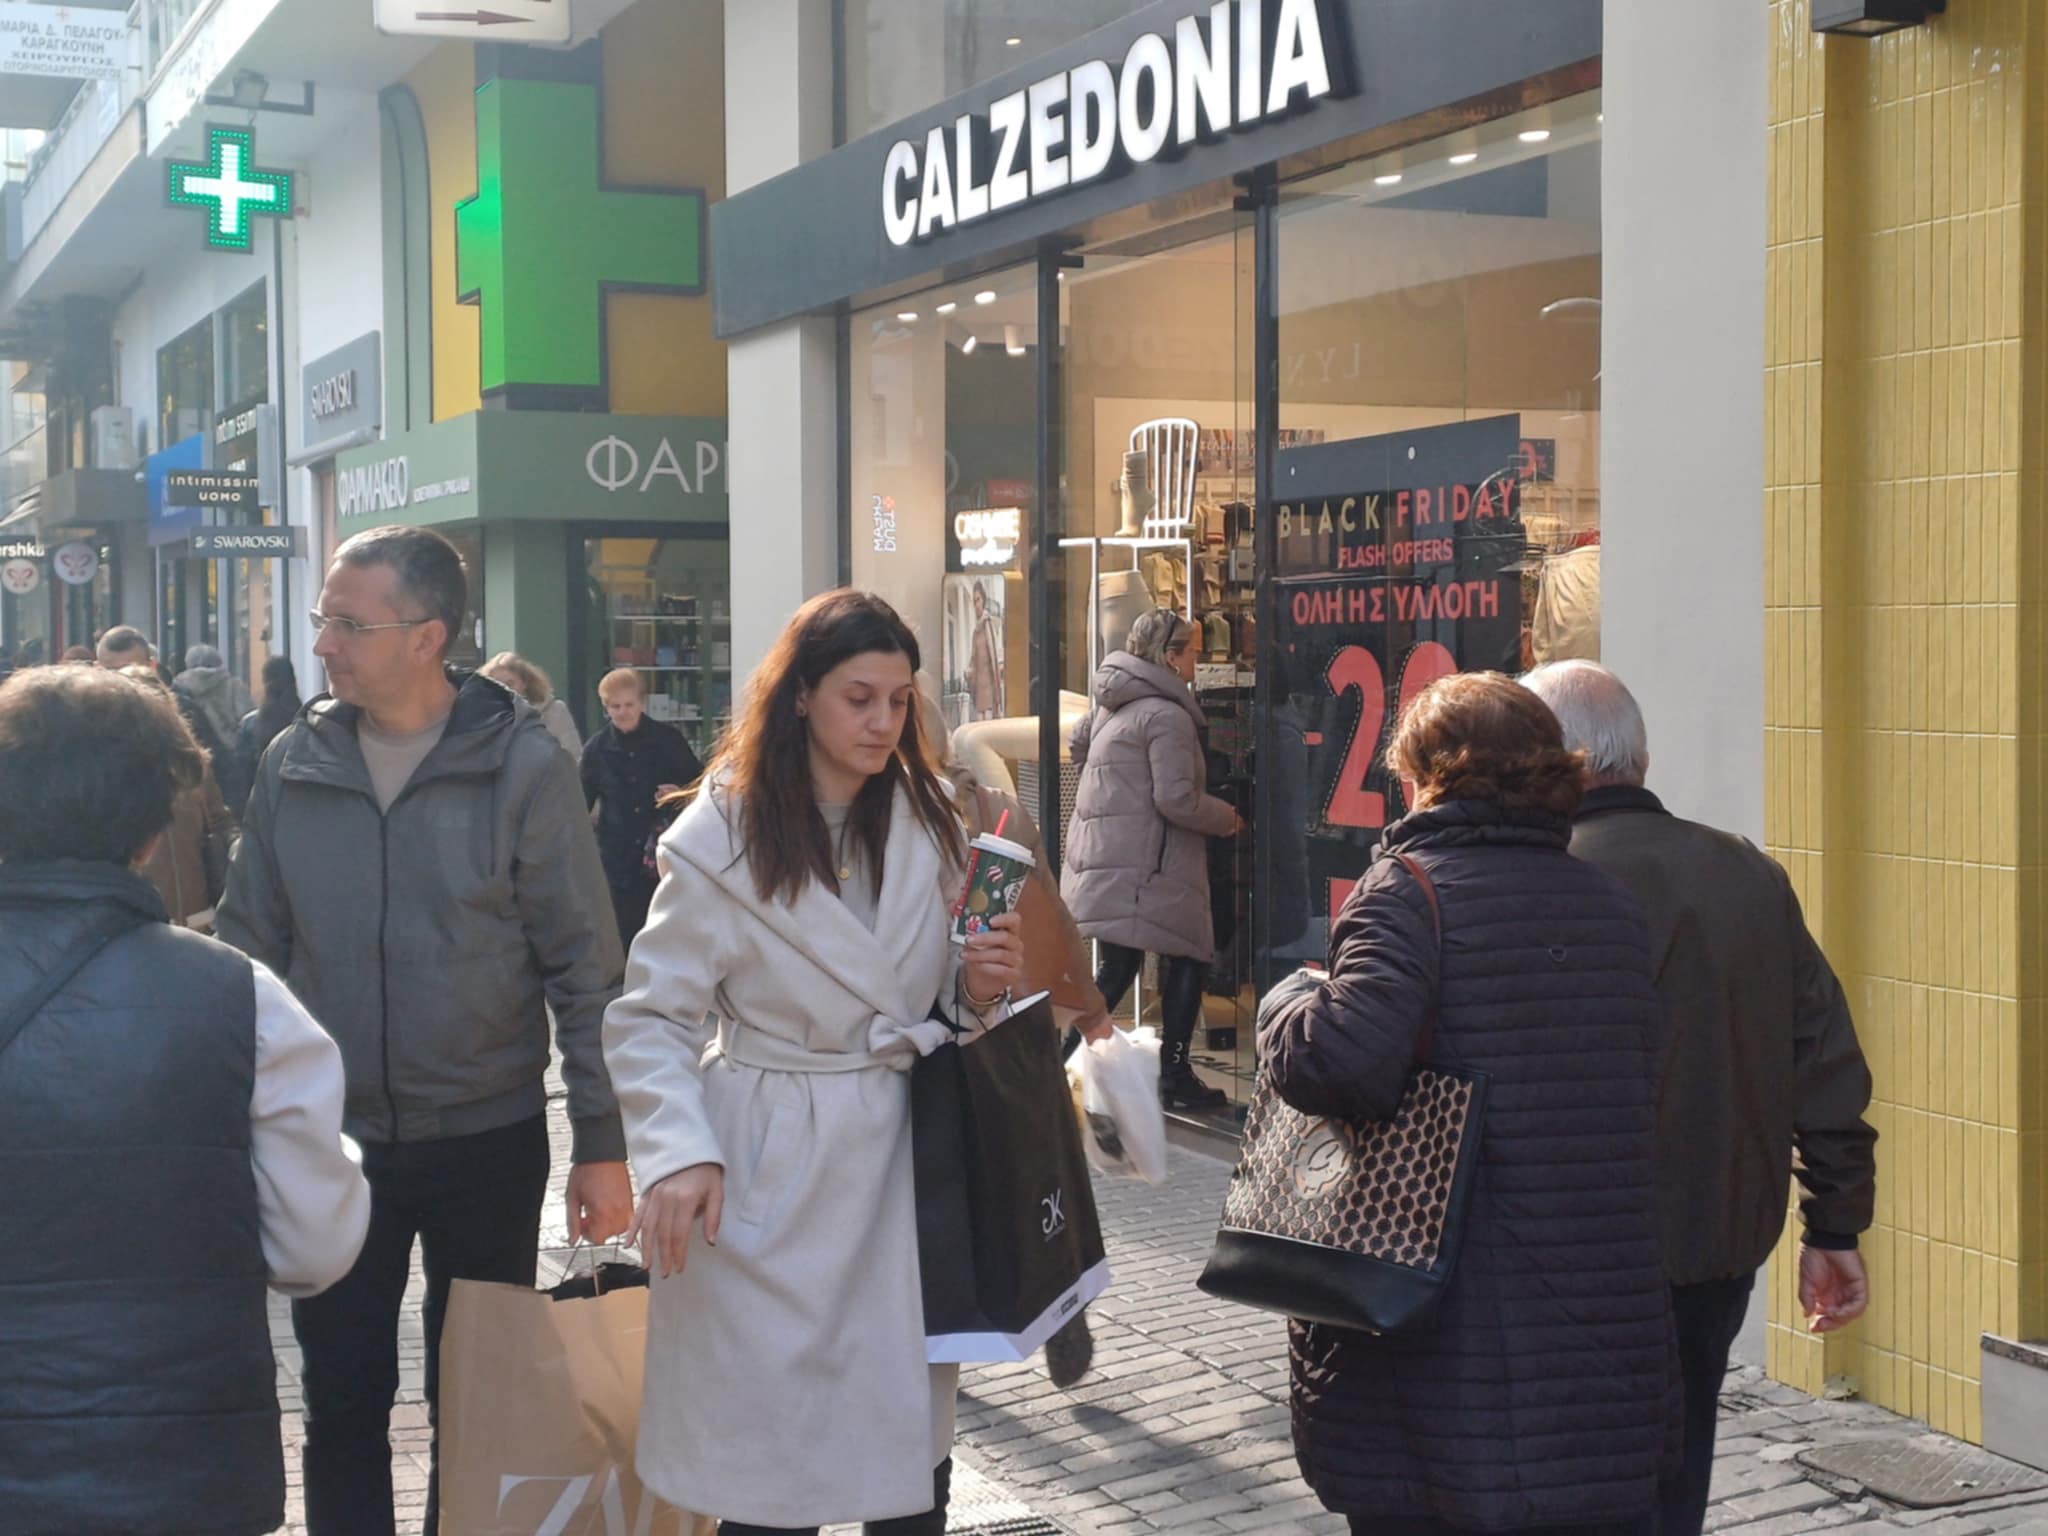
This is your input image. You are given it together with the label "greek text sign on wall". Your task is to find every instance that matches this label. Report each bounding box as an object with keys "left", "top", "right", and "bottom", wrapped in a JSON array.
[
  {"left": 1264, "top": 417, "right": 1526, "bottom": 954},
  {"left": 0, "top": 3, "right": 131, "bottom": 83},
  {"left": 883, "top": 0, "right": 1341, "bottom": 247}
]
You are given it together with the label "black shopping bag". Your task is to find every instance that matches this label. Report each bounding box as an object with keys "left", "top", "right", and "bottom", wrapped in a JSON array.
[{"left": 912, "top": 994, "right": 1111, "bottom": 1362}]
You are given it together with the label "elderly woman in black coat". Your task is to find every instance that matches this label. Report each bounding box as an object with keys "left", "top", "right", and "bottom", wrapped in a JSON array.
[{"left": 1260, "top": 672, "right": 1677, "bottom": 1536}]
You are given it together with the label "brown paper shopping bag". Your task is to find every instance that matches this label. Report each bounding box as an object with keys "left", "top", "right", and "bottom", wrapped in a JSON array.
[{"left": 437, "top": 1267, "right": 714, "bottom": 1536}]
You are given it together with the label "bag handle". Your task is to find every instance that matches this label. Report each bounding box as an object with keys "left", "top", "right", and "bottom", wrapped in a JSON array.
[
  {"left": 1392, "top": 852, "right": 1445, "bottom": 1064},
  {"left": 0, "top": 907, "right": 149, "bottom": 1062}
]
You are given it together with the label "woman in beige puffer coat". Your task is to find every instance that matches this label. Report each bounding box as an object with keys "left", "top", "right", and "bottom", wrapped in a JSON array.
[{"left": 1062, "top": 609, "right": 1240, "bottom": 1110}]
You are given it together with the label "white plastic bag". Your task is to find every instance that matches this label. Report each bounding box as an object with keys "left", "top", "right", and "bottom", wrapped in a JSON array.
[{"left": 1074, "top": 1025, "right": 1169, "bottom": 1184}]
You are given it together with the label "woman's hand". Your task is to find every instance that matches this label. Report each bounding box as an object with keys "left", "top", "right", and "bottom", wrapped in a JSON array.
[
  {"left": 626, "top": 1162, "right": 724, "bottom": 1278},
  {"left": 962, "top": 911, "right": 1026, "bottom": 1010}
]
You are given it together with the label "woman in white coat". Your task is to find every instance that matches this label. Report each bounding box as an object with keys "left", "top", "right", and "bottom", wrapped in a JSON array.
[{"left": 603, "top": 590, "right": 1025, "bottom": 1535}]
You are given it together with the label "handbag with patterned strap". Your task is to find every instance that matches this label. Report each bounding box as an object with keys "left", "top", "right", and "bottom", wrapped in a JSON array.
[{"left": 1197, "top": 852, "right": 1488, "bottom": 1334}]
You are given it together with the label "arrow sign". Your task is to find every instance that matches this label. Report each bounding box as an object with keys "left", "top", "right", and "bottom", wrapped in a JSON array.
[{"left": 373, "top": 0, "right": 569, "bottom": 42}]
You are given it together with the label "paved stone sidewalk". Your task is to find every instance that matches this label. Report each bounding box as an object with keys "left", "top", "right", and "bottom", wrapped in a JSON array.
[{"left": 270, "top": 1087, "right": 2048, "bottom": 1535}]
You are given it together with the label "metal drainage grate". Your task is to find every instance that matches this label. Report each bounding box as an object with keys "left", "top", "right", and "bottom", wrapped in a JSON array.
[
  {"left": 951, "top": 1522, "right": 1063, "bottom": 1536},
  {"left": 1797, "top": 1437, "right": 2048, "bottom": 1509}
]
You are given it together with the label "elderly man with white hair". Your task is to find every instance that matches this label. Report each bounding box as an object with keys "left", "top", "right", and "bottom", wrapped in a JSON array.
[{"left": 1522, "top": 659, "right": 1879, "bottom": 1536}]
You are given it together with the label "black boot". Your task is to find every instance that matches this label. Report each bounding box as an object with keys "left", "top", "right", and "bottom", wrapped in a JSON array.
[{"left": 1159, "top": 957, "right": 1228, "bottom": 1111}]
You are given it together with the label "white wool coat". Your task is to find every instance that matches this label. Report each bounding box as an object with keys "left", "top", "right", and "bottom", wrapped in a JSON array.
[{"left": 603, "top": 785, "right": 966, "bottom": 1529}]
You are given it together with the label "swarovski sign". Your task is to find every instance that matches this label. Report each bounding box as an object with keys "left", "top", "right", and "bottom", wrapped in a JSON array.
[{"left": 882, "top": 0, "right": 1339, "bottom": 247}]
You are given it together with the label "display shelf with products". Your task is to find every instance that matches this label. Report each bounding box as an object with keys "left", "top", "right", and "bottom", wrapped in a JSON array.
[{"left": 588, "top": 556, "right": 733, "bottom": 759}]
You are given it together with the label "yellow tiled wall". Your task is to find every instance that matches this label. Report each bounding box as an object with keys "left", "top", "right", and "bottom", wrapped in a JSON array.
[{"left": 1764, "top": 0, "right": 2046, "bottom": 1445}]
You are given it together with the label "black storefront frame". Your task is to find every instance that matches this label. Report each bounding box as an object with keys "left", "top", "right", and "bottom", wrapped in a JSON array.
[{"left": 796, "top": 0, "right": 1601, "bottom": 1061}]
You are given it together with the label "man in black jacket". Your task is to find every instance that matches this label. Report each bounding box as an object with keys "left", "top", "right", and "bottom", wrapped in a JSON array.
[
  {"left": 1525, "top": 660, "right": 1878, "bottom": 1536},
  {"left": 581, "top": 666, "right": 701, "bottom": 947}
]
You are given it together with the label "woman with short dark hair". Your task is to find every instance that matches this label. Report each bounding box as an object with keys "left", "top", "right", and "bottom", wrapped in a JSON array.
[
  {"left": 1259, "top": 671, "right": 1675, "bottom": 1536},
  {"left": 0, "top": 666, "right": 367, "bottom": 1536}
]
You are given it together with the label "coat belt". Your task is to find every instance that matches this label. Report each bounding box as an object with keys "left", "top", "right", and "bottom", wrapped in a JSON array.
[{"left": 714, "top": 1018, "right": 899, "bottom": 1075}]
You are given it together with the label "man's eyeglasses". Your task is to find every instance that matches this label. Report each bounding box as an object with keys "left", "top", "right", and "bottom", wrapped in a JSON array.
[{"left": 309, "top": 610, "right": 429, "bottom": 639}]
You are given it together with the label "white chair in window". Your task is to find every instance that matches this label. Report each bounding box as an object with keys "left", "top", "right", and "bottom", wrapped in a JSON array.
[{"left": 1131, "top": 417, "right": 1200, "bottom": 538}]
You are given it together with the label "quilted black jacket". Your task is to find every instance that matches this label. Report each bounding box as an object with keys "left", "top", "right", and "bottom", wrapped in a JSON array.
[{"left": 1260, "top": 800, "right": 1679, "bottom": 1531}]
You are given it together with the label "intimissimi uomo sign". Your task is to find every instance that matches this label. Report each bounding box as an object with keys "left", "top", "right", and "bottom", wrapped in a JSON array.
[{"left": 883, "top": 0, "right": 1343, "bottom": 247}]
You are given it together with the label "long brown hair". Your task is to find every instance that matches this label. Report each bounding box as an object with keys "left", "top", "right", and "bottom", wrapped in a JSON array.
[{"left": 707, "top": 589, "right": 962, "bottom": 905}]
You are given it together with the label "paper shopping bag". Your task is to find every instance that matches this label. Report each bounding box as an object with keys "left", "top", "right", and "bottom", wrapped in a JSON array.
[
  {"left": 437, "top": 1266, "right": 715, "bottom": 1536},
  {"left": 912, "top": 996, "right": 1111, "bottom": 1364}
]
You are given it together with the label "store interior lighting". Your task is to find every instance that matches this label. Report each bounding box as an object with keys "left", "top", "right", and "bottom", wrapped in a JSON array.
[
  {"left": 961, "top": 334, "right": 978, "bottom": 355},
  {"left": 974, "top": 290, "right": 997, "bottom": 305},
  {"left": 897, "top": 311, "right": 918, "bottom": 322},
  {"left": 936, "top": 301, "right": 957, "bottom": 314},
  {"left": 1004, "top": 324, "right": 1024, "bottom": 356},
  {"left": 1316, "top": 94, "right": 1600, "bottom": 208}
]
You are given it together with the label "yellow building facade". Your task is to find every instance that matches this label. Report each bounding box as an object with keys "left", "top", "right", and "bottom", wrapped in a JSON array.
[{"left": 1765, "top": 0, "right": 2048, "bottom": 1446}]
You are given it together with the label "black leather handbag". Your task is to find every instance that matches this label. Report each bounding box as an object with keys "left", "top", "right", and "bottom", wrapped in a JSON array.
[{"left": 1197, "top": 854, "right": 1488, "bottom": 1334}]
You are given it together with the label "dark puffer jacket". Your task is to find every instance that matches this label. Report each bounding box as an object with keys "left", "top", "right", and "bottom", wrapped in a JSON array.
[{"left": 1260, "top": 801, "right": 1678, "bottom": 1532}]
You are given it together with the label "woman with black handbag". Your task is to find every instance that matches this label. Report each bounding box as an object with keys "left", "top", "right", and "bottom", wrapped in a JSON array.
[
  {"left": 603, "top": 591, "right": 1024, "bottom": 1536},
  {"left": 1255, "top": 672, "right": 1676, "bottom": 1536}
]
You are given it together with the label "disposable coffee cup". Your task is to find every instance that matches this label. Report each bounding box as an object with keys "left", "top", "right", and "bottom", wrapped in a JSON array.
[{"left": 951, "top": 833, "right": 1035, "bottom": 944}]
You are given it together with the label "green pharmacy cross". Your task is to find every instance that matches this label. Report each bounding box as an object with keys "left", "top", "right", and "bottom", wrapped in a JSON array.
[
  {"left": 456, "top": 77, "right": 704, "bottom": 399},
  {"left": 167, "top": 125, "right": 293, "bottom": 252}
]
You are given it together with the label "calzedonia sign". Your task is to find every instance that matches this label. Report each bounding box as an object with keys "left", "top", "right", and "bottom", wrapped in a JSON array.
[{"left": 883, "top": 0, "right": 1341, "bottom": 247}]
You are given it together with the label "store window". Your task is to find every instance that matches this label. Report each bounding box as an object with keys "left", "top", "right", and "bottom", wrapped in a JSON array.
[
  {"left": 1054, "top": 215, "right": 1258, "bottom": 1104},
  {"left": 580, "top": 534, "right": 732, "bottom": 762},
  {"left": 839, "top": 0, "right": 1150, "bottom": 142},
  {"left": 1260, "top": 90, "right": 1603, "bottom": 984},
  {"left": 157, "top": 318, "right": 213, "bottom": 449},
  {"left": 848, "top": 261, "right": 1037, "bottom": 740},
  {"left": 221, "top": 284, "right": 269, "bottom": 409}
]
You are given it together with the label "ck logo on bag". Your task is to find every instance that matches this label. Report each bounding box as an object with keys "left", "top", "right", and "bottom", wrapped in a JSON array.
[
  {"left": 1041, "top": 1187, "right": 1068, "bottom": 1240},
  {"left": 1290, "top": 1117, "right": 1359, "bottom": 1200}
]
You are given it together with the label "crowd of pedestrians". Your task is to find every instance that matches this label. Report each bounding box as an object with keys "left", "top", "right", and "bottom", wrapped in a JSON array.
[{"left": 0, "top": 523, "right": 1875, "bottom": 1536}]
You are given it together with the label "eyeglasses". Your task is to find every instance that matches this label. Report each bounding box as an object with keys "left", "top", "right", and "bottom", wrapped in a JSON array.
[{"left": 309, "top": 609, "right": 429, "bottom": 639}]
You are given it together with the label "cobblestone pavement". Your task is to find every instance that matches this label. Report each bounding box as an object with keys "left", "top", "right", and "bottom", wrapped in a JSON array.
[{"left": 270, "top": 1087, "right": 2048, "bottom": 1536}]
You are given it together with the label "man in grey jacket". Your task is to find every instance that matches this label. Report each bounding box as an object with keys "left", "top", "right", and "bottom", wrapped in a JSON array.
[
  {"left": 219, "top": 524, "right": 631, "bottom": 1536},
  {"left": 1525, "top": 660, "right": 1877, "bottom": 1536}
]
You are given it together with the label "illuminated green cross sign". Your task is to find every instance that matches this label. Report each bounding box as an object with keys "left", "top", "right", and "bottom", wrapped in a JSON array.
[
  {"left": 455, "top": 77, "right": 703, "bottom": 400},
  {"left": 166, "top": 125, "right": 293, "bottom": 252}
]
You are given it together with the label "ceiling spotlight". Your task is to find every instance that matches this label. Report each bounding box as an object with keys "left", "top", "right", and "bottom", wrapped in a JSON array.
[
  {"left": 974, "top": 290, "right": 998, "bottom": 305},
  {"left": 1518, "top": 128, "right": 1552, "bottom": 144},
  {"left": 1005, "top": 35, "right": 1022, "bottom": 46},
  {"left": 897, "top": 311, "right": 918, "bottom": 322},
  {"left": 962, "top": 334, "right": 979, "bottom": 355},
  {"left": 1448, "top": 151, "right": 1478, "bottom": 166},
  {"left": 935, "top": 301, "right": 958, "bottom": 315},
  {"left": 1374, "top": 172, "right": 1403, "bottom": 186}
]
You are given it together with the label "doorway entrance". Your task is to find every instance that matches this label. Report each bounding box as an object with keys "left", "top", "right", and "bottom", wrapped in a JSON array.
[{"left": 1057, "top": 213, "right": 1262, "bottom": 1116}]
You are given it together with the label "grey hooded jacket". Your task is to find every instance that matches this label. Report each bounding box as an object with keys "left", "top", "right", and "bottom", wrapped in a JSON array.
[
  {"left": 217, "top": 672, "right": 627, "bottom": 1160},
  {"left": 1061, "top": 651, "right": 1236, "bottom": 961},
  {"left": 175, "top": 661, "right": 255, "bottom": 749}
]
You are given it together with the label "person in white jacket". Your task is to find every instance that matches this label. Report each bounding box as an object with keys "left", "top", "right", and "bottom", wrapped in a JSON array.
[
  {"left": 0, "top": 664, "right": 369, "bottom": 1536},
  {"left": 604, "top": 590, "right": 1024, "bottom": 1536}
]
